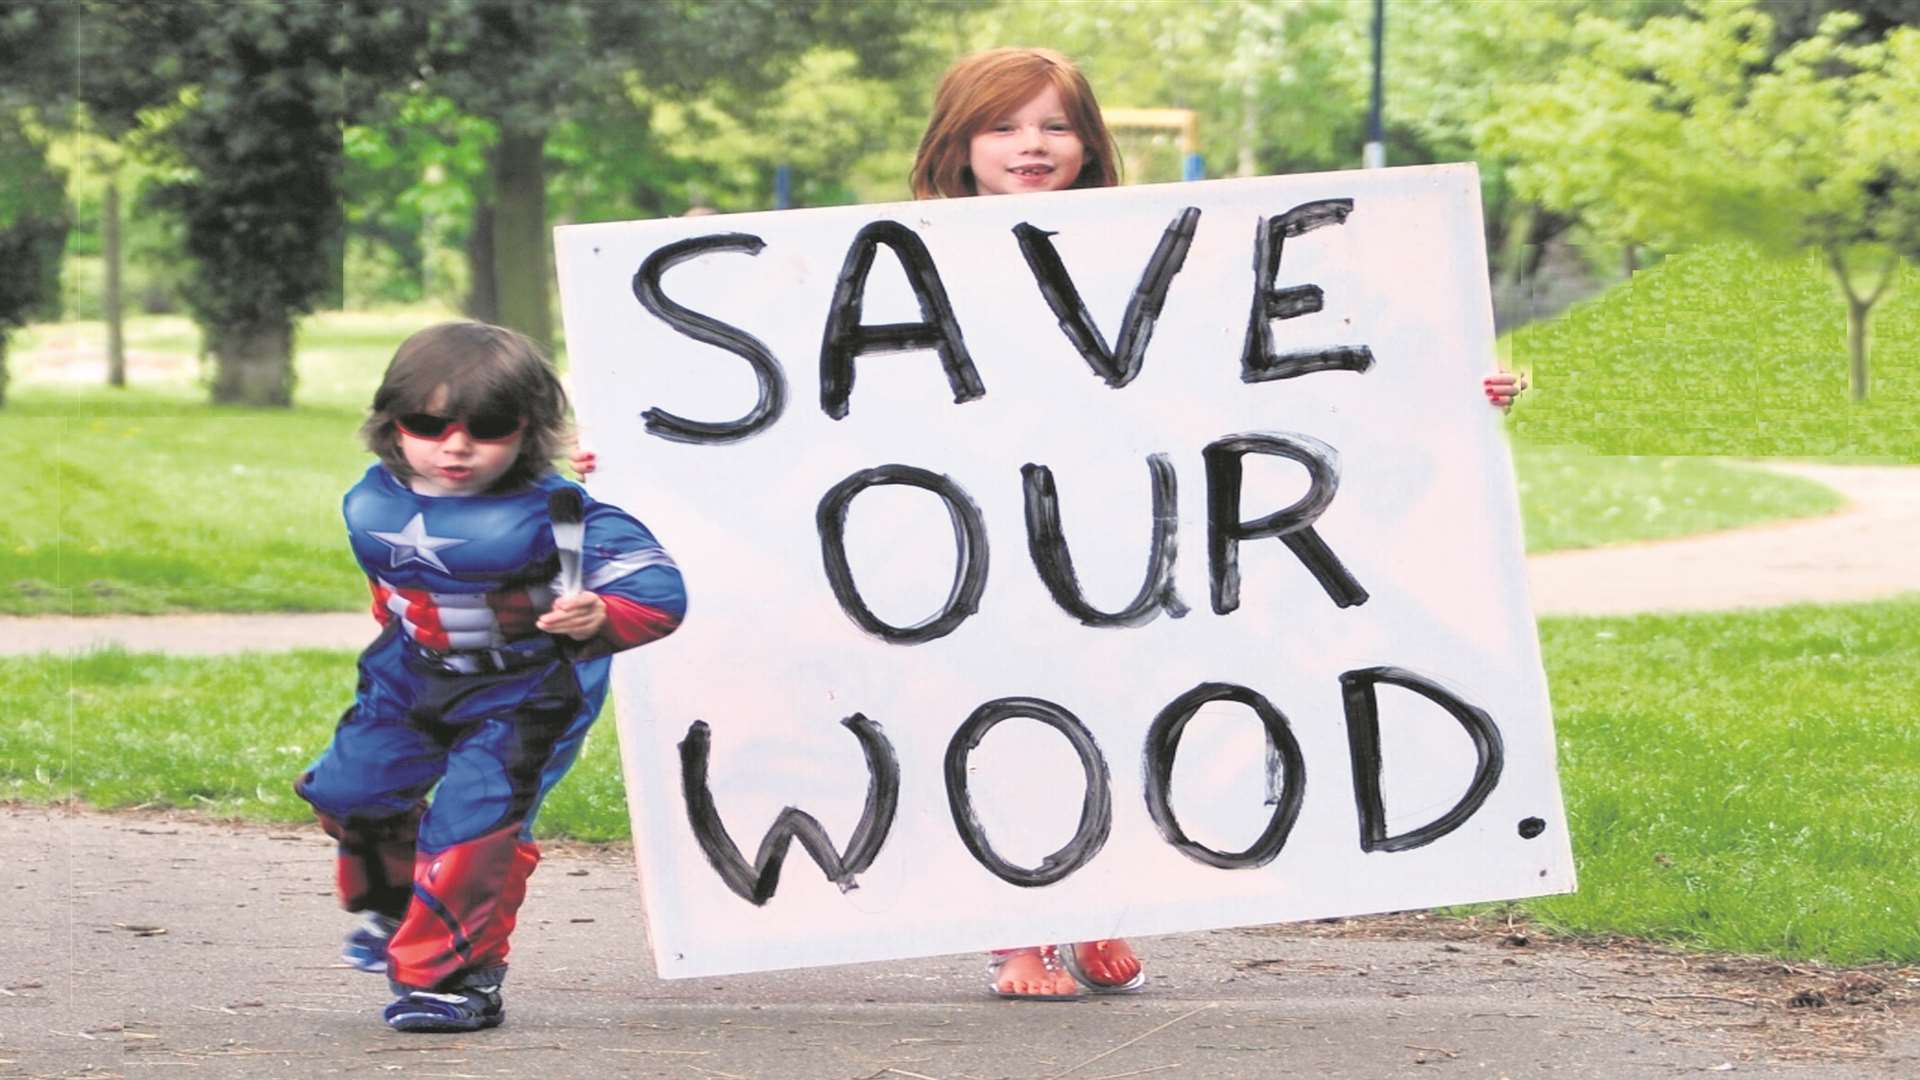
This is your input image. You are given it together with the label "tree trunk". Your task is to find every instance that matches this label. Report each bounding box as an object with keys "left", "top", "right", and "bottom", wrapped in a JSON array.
[
  {"left": 464, "top": 201, "right": 498, "bottom": 323},
  {"left": 1621, "top": 242, "right": 1638, "bottom": 281},
  {"left": 1827, "top": 245, "right": 1896, "bottom": 404},
  {"left": 1500, "top": 204, "right": 1537, "bottom": 293},
  {"left": 208, "top": 317, "right": 295, "bottom": 406},
  {"left": 1847, "top": 296, "right": 1870, "bottom": 402},
  {"left": 489, "top": 130, "right": 552, "bottom": 349},
  {"left": 104, "top": 177, "right": 126, "bottom": 388},
  {"left": 1237, "top": 69, "right": 1259, "bottom": 178},
  {"left": 1235, "top": 6, "right": 1263, "bottom": 178}
]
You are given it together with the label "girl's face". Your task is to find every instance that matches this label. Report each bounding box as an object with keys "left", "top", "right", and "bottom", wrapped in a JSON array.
[
  {"left": 968, "top": 83, "right": 1085, "bottom": 196},
  {"left": 398, "top": 385, "right": 525, "bottom": 497}
]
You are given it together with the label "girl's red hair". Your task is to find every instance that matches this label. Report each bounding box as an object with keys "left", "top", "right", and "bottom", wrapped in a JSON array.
[{"left": 910, "top": 47, "right": 1121, "bottom": 199}]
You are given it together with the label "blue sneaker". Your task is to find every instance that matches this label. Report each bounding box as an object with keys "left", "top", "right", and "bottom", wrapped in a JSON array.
[
  {"left": 383, "top": 981, "right": 504, "bottom": 1033},
  {"left": 342, "top": 912, "right": 401, "bottom": 974}
]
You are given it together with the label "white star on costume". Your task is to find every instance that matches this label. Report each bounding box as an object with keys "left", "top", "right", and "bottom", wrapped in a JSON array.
[{"left": 369, "top": 512, "right": 467, "bottom": 573}]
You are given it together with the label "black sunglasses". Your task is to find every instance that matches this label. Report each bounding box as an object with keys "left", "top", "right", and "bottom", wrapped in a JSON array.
[{"left": 395, "top": 412, "right": 526, "bottom": 443}]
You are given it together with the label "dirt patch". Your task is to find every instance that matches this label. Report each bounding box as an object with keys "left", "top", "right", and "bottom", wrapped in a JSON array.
[
  {"left": 14, "top": 335, "right": 197, "bottom": 384},
  {"left": 1251, "top": 910, "right": 1918, "bottom": 1066}
]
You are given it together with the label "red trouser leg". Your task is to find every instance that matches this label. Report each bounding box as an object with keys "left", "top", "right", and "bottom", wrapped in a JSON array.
[
  {"left": 313, "top": 805, "right": 422, "bottom": 918},
  {"left": 386, "top": 822, "right": 542, "bottom": 990}
]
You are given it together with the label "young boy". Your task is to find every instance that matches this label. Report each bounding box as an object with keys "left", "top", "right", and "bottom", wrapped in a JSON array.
[{"left": 296, "top": 321, "right": 685, "bottom": 1032}]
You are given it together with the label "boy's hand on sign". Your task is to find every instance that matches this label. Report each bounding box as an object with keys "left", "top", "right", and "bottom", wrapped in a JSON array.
[{"left": 539, "top": 590, "right": 607, "bottom": 640}]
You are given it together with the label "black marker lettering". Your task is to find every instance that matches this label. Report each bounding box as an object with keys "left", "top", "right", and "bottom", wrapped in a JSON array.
[
  {"left": 1241, "top": 199, "right": 1375, "bottom": 383},
  {"left": 1341, "top": 666, "right": 1504, "bottom": 853},
  {"left": 632, "top": 233, "right": 786, "bottom": 443},
  {"left": 1021, "top": 455, "right": 1188, "bottom": 627},
  {"left": 679, "top": 715, "right": 899, "bottom": 906},
  {"left": 1204, "top": 432, "right": 1367, "bottom": 612},
  {"left": 817, "top": 465, "right": 989, "bottom": 644},
  {"left": 820, "top": 221, "right": 983, "bottom": 420},
  {"left": 1014, "top": 207, "right": 1200, "bottom": 388},
  {"left": 945, "top": 697, "right": 1111, "bottom": 886},
  {"left": 1142, "top": 682, "right": 1305, "bottom": 869}
]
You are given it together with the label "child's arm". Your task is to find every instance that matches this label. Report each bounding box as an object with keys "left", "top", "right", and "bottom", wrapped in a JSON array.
[{"left": 535, "top": 498, "right": 685, "bottom": 656}]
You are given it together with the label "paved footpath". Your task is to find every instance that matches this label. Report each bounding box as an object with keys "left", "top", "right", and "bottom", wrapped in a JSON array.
[
  {"left": 1524, "top": 462, "right": 1920, "bottom": 615},
  {"left": 5, "top": 462, "right": 1917, "bottom": 1078},
  {"left": 5, "top": 806, "right": 1913, "bottom": 1080}
]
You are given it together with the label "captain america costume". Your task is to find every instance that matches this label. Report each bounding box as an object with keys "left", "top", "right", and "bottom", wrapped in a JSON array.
[{"left": 296, "top": 464, "right": 684, "bottom": 994}]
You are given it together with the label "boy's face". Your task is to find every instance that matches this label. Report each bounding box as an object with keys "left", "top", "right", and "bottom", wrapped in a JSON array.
[{"left": 398, "top": 386, "right": 524, "bottom": 497}]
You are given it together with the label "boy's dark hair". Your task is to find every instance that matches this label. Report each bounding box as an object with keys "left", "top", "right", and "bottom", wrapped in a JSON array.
[{"left": 362, "top": 321, "right": 571, "bottom": 493}]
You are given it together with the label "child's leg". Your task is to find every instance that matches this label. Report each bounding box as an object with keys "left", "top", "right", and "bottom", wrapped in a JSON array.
[
  {"left": 384, "top": 662, "right": 581, "bottom": 994},
  {"left": 515, "top": 655, "right": 611, "bottom": 842},
  {"left": 296, "top": 633, "right": 446, "bottom": 919},
  {"left": 311, "top": 805, "right": 422, "bottom": 917}
]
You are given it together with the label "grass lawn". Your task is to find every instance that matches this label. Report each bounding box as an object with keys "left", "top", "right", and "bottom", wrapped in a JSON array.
[
  {"left": 1532, "top": 602, "right": 1919, "bottom": 965},
  {"left": 0, "top": 646, "right": 631, "bottom": 840},
  {"left": 0, "top": 310, "right": 1848, "bottom": 614},
  {"left": 6, "top": 599, "right": 1917, "bottom": 966},
  {"left": 1507, "top": 242, "right": 1920, "bottom": 459},
  {"left": 1511, "top": 444, "right": 1837, "bottom": 554},
  {"left": 3, "top": 310, "right": 441, "bottom": 614}
]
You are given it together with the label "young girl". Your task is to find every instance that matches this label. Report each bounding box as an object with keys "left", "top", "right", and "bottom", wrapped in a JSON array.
[
  {"left": 576, "top": 46, "right": 1525, "bottom": 1002},
  {"left": 297, "top": 321, "right": 686, "bottom": 1032},
  {"left": 906, "top": 46, "right": 1525, "bottom": 999}
]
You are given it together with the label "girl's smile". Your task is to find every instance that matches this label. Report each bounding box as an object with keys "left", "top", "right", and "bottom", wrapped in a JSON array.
[{"left": 968, "top": 84, "right": 1085, "bottom": 196}]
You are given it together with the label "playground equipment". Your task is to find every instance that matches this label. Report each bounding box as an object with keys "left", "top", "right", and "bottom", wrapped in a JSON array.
[{"left": 1104, "top": 107, "right": 1205, "bottom": 183}]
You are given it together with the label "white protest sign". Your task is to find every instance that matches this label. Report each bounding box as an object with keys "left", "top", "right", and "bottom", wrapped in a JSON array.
[{"left": 554, "top": 165, "right": 1573, "bottom": 979}]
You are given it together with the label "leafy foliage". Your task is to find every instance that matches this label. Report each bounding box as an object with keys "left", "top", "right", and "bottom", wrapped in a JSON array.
[
  {"left": 0, "top": 120, "right": 67, "bottom": 336},
  {"left": 402, "top": 0, "right": 925, "bottom": 344},
  {"left": 65, "top": 0, "right": 423, "bottom": 405},
  {"left": 0, "top": 1, "right": 72, "bottom": 405},
  {"left": 1480, "top": 1, "right": 1920, "bottom": 400}
]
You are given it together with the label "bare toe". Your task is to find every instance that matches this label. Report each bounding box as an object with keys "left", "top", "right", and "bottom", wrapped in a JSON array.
[
  {"left": 989, "top": 946, "right": 1081, "bottom": 999},
  {"left": 1073, "top": 938, "right": 1142, "bottom": 987}
]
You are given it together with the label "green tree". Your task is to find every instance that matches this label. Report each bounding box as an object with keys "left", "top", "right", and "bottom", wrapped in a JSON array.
[
  {"left": 341, "top": 94, "right": 497, "bottom": 309},
  {"left": 38, "top": 121, "right": 153, "bottom": 385},
  {"left": 0, "top": 2, "right": 72, "bottom": 408},
  {"left": 0, "top": 117, "right": 68, "bottom": 409},
  {"left": 68, "top": 0, "right": 419, "bottom": 406},
  {"left": 409, "top": 0, "right": 920, "bottom": 350},
  {"left": 1481, "top": 2, "right": 1919, "bottom": 400},
  {"left": 607, "top": 48, "right": 926, "bottom": 211},
  {"left": 1763, "top": 0, "right": 1920, "bottom": 47}
]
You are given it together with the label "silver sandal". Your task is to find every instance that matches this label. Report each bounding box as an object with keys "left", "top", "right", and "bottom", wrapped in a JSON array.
[
  {"left": 986, "top": 945, "right": 1083, "bottom": 1001},
  {"left": 1058, "top": 939, "right": 1147, "bottom": 994}
]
